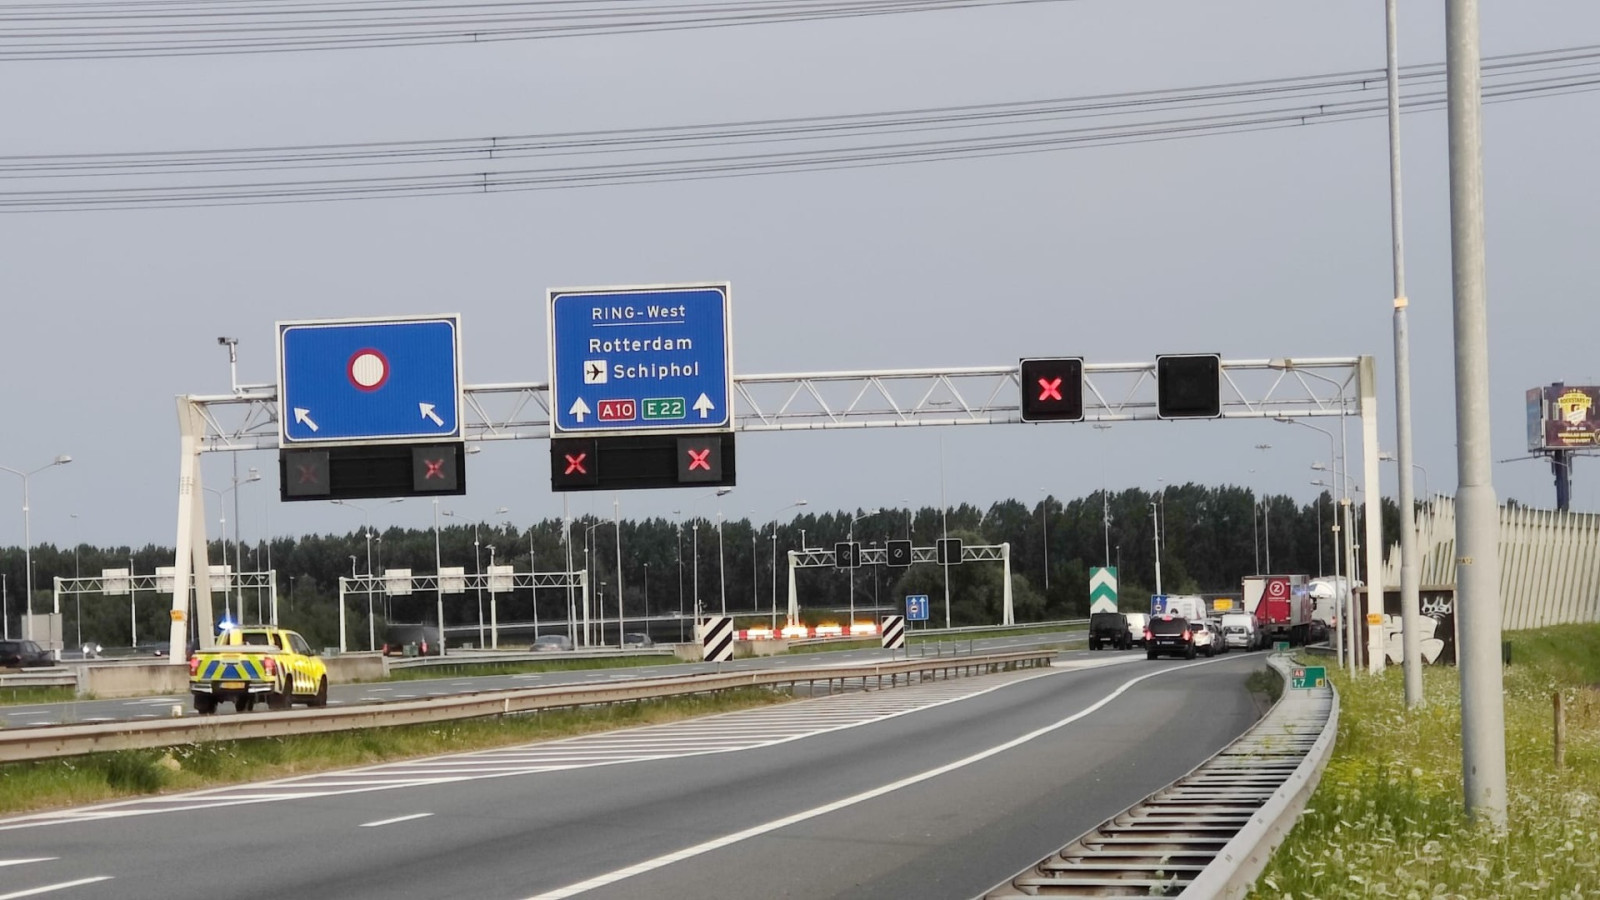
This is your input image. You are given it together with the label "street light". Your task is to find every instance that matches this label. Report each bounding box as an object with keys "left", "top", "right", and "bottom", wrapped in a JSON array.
[
  {"left": 1254, "top": 444, "right": 1273, "bottom": 573},
  {"left": 0, "top": 455, "right": 72, "bottom": 643},
  {"left": 676, "top": 487, "right": 733, "bottom": 628},
  {"left": 1038, "top": 488, "right": 1050, "bottom": 596},
  {"left": 767, "top": 500, "right": 807, "bottom": 629},
  {"left": 1380, "top": 451, "right": 1431, "bottom": 500},
  {"left": 203, "top": 466, "right": 260, "bottom": 622},
  {"left": 848, "top": 508, "right": 883, "bottom": 626},
  {"left": 432, "top": 500, "right": 449, "bottom": 656}
]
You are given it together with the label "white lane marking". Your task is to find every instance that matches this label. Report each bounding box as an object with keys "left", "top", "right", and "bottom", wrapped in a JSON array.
[
  {"left": 0, "top": 877, "right": 114, "bottom": 899},
  {"left": 523, "top": 659, "right": 1213, "bottom": 899},
  {"left": 360, "top": 812, "right": 433, "bottom": 828},
  {"left": 369, "top": 687, "right": 393, "bottom": 692},
  {"left": 0, "top": 859, "right": 56, "bottom": 868}
]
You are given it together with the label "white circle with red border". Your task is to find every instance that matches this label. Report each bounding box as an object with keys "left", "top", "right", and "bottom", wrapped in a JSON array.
[
  {"left": 1265, "top": 579, "right": 1289, "bottom": 600},
  {"left": 347, "top": 348, "right": 390, "bottom": 392}
]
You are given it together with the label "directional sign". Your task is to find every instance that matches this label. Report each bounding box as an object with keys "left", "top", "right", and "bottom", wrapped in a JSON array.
[
  {"left": 1150, "top": 594, "right": 1169, "bottom": 616},
  {"left": 279, "top": 315, "right": 461, "bottom": 446},
  {"left": 1089, "top": 566, "right": 1118, "bottom": 614},
  {"left": 1291, "top": 666, "right": 1327, "bottom": 689},
  {"left": 905, "top": 594, "right": 930, "bottom": 621},
  {"left": 549, "top": 283, "right": 732, "bottom": 436}
]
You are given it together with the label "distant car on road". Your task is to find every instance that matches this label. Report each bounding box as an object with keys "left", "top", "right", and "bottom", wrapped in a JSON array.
[
  {"left": 1088, "top": 612, "right": 1130, "bottom": 651},
  {"left": 1145, "top": 615, "right": 1197, "bottom": 660},
  {"left": 622, "top": 633, "right": 654, "bottom": 648},
  {"left": 530, "top": 634, "right": 574, "bottom": 652},
  {"left": 382, "top": 625, "right": 443, "bottom": 657},
  {"left": 1124, "top": 613, "right": 1150, "bottom": 647},
  {"left": 138, "top": 641, "right": 171, "bottom": 658},
  {"left": 0, "top": 639, "right": 53, "bottom": 669}
]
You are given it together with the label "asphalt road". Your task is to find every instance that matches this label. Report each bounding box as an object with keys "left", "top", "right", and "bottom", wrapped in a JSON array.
[
  {"left": 0, "top": 651, "right": 1267, "bottom": 900},
  {"left": 0, "top": 631, "right": 1082, "bottom": 727}
]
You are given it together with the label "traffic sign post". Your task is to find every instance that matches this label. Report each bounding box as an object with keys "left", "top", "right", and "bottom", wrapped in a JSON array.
[
  {"left": 905, "top": 594, "right": 930, "bottom": 621},
  {"left": 548, "top": 283, "right": 733, "bottom": 436},
  {"left": 278, "top": 315, "right": 462, "bottom": 446},
  {"left": 1291, "top": 666, "right": 1327, "bottom": 689}
]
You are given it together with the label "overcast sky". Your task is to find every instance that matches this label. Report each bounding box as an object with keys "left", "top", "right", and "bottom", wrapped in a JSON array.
[{"left": 3, "top": 0, "right": 1598, "bottom": 556}]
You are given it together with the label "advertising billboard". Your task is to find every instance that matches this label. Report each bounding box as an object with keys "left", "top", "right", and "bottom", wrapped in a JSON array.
[{"left": 1532, "top": 384, "right": 1600, "bottom": 450}]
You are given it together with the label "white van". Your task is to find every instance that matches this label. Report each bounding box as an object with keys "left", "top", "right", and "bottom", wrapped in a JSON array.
[
  {"left": 1219, "top": 612, "right": 1260, "bottom": 651},
  {"left": 1124, "top": 613, "right": 1150, "bottom": 646}
]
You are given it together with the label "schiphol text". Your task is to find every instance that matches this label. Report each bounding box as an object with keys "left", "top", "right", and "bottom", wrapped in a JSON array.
[{"left": 614, "top": 361, "right": 701, "bottom": 380}]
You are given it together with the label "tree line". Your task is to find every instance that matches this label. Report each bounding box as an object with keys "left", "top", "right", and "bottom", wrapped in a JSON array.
[{"left": 0, "top": 484, "right": 1398, "bottom": 651}]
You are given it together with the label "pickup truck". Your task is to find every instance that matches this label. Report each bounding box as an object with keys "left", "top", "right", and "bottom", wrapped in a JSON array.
[{"left": 188, "top": 626, "right": 328, "bottom": 714}]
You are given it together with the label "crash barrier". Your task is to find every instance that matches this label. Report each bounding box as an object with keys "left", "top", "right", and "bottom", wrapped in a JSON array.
[
  {"left": 0, "top": 649, "right": 1055, "bottom": 763},
  {"left": 982, "top": 653, "right": 1338, "bottom": 899},
  {"left": 384, "top": 646, "right": 677, "bottom": 672},
  {"left": 0, "top": 670, "right": 79, "bottom": 690}
]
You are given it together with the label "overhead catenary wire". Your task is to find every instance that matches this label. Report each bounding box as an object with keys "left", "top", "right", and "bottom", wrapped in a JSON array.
[
  {"left": 2, "top": 43, "right": 1595, "bottom": 211},
  {"left": 0, "top": 0, "right": 1075, "bottom": 60}
]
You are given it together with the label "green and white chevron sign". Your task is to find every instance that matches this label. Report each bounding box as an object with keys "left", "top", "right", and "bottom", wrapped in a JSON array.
[{"left": 1089, "top": 566, "right": 1119, "bottom": 613}]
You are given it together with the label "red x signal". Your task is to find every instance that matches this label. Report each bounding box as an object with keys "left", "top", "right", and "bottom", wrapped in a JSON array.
[
  {"left": 297, "top": 464, "right": 322, "bottom": 484},
  {"left": 422, "top": 458, "right": 446, "bottom": 480},
  {"left": 1037, "top": 377, "right": 1063, "bottom": 402},
  {"left": 686, "top": 448, "right": 711, "bottom": 471},
  {"left": 564, "top": 453, "right": 588, "bottom": 475}
]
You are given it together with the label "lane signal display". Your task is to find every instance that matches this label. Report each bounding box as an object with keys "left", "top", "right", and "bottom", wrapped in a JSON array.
[
  {"left": 1156, "top": 353, "right": 1223, "bottom": 419},
  {"left": 410, "top": 446, "right": 461, "bottom": 493},
  {"left": 835, "top": 541, "right": 861, "bottom": 569},
  {"left": 676, "top": 436, "right": 724, "bottom": 483},
  {"left": 550, "top": 438, "right": 600, "bottom": 489},
  {"left": 936, "top": 538, "right": 963, "bottom": 566},
  {"left": 1019, "top": 357, "right": 1084, "bottom": 422},
  {"left": 886, "top": 539, "right": 912, "bottom": 567}
]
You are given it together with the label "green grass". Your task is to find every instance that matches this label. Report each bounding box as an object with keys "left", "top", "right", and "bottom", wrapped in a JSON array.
[
  {"left": 0, "top": 687, "right": 793, "bottom": 816},
  {"left": 0, "top": 686, "right": 78, "bottom": 707},
  {"left": 1251, "top": 624, "right": 1600, "bottom": 899},
  {"left": 383, "top": 654, "right": 668, "bottom": 682}
]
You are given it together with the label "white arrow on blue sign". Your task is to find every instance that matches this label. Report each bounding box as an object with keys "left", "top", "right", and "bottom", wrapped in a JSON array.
[
  {"left": 905, "top": 594, "right": 930, "bottom": 621},
  {"left": 278, "top": 315, "right": 462, "bottom": 446},
  {"left": 547, "top": 283, "right": 732, "bottom": 436}
]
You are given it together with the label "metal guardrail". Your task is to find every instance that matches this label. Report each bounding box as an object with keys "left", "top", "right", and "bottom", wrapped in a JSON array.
[
  {"left": 0, "top": 670, "right": 79, "bottom": 690},
  {"left": 980, "top": 654, "right": 1338, "bottom": 898},
  {"left": 384, "top": 647, "right": 677, "bottom": 670},
  {"left": 786, "top": 619, "right": 1089, "bottom": 649},
  {"left": 0, "top": 650, "right": 1054, "bottom": 763}
]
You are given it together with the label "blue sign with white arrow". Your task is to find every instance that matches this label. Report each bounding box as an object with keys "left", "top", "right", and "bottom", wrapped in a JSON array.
[
  {"left": 278, "top": 316, "right": 462, "bottom": 445},
  {"left": 548, "top": 284, "right": 732, "bottom": 435},
  {"left": 906, "top": 594, "right": 930, "bottom": 621}
]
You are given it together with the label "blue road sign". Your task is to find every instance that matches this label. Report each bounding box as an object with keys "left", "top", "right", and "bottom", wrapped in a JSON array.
[
  {"left": 1150, "top": 594, "right": 1169, "bottom": 616},
  {"left": 278, "top": 316, "right": 462, "bottom": 445},
  {"left": 548, "top": 284, "right": 732, "bottom": 435},
  {"left": 906, "top": 594, "right": 930, "bottom": 621}
]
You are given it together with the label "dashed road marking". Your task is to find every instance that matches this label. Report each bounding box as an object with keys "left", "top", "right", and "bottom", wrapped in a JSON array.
[{"left": 360, "top": 812, "right": 433, "bottom": 828}]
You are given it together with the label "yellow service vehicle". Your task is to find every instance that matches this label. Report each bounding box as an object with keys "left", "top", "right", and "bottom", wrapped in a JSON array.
[{"left": 188, "top": 626, "right": 328, "bottom": 714}]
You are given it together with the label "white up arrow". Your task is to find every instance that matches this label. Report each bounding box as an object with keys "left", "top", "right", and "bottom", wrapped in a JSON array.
[
  {"left": 419, "top": 402, "right": 444, "bottom": 426},
  {"left": 569, "top": 397, "right": 591, "bottom": 423},
  {"left": 693, "top": 393, "right": 715, "bottom": 419},
  {"left": 293, "top": 408, "right": 320, "bottom": 432}
]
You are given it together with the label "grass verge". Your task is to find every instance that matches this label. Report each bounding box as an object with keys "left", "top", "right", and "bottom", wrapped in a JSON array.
[
  {"left": 0, "top": 687, "right": 792, "bottom": 817},
  {"left": 0, "top": 686, "right": 79, "bottom": 707},
  {"left": 1251, "top": 624, "right": 1600, "bottom": 899},
  {"left": 383, "top": 655, "right": 667, "bottom": 682}
]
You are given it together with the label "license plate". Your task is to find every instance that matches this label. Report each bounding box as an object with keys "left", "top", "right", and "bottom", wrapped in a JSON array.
[{"left": 220, "top": 681, "right": 245, "bottom": 689}]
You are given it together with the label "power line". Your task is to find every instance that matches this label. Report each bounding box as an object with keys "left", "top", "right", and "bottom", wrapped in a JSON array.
[
  {"left": 3, "top": 44, "right": 1595, "bottom": 211},
  {"left": 0, "top": 0, "right": 1072, "bottom": 60}
]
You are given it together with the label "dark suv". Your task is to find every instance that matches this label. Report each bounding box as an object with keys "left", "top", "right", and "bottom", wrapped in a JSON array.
[
  {"left": 0, "top": 639, "right": 54, "bottom": 668},
  {"left": 382, "top": 625, "right": 443, "bottom": 657},
  {"left": 1088, "top": 612, "right": 1131, "bottom": 651},
  {"left": 1145, "top": 615, "right": 1197, "bottom": 660}
]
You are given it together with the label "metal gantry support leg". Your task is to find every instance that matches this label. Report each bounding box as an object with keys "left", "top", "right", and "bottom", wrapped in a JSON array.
[{"left": 1360, "top": 358, "right": 1386, "bottom": 674}]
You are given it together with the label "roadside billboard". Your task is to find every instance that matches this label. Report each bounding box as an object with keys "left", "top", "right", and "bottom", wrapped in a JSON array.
[{"left": 1532, "top": 384, "right": 1600, "bottom": 450}]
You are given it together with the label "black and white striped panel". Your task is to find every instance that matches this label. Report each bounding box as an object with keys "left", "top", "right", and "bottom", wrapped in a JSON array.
[
  {"left": 881, "top": 615, "right": 906, "bottom": 650},
  {"left": 702, "top": 616, "right": 735, "bottom": 662}
]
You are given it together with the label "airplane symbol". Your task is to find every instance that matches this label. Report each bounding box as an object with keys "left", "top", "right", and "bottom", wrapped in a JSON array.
[
  {"left": 587, "top": 363, "right": 603, "bottom": 380},
  {"left": 583, "top": 360, "right": 608, "bottom": 384}
]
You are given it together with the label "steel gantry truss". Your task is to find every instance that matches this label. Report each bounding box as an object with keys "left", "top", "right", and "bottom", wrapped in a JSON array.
[
  {"left": 171, "top": 356, "right": 1388, "bottom": 673},
  {"left": 786, "top": 543, "right": 1013, "bottom": 629},
  {"left": 336, "top": 568, "right": 588, "bottom": 654}
]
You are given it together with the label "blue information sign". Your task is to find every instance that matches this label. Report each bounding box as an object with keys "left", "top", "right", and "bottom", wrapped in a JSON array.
[
  {"left": 278, "top": 316, "right": 462, "bottom": 445},
  {"left": 548, "top": 284, "right": 732, "bottom": 435},
  {"left": 1150, "top": 594, "right": 1169, "bottom": 616},
  {"left": 906, "top": 594, "right": 930, "bottom": 621}
]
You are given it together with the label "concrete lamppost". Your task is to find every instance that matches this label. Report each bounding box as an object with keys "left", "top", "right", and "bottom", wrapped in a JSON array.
[{"left": 0, "top": 455, "right": 72, "bottom": 643}]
